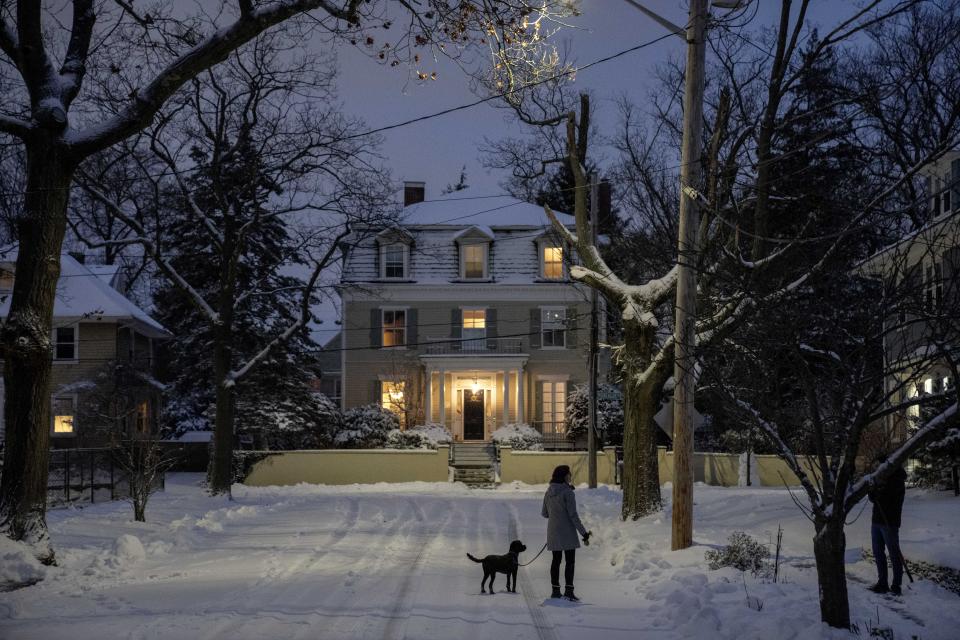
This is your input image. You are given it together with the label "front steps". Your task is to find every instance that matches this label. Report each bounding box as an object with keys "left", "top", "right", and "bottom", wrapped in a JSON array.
[{"left": 451, "top": 443, "right": 497, "bottom": 488}]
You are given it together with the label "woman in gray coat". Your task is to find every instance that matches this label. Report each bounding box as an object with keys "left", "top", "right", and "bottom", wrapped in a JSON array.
[{"left": 542, "top": 465, "right": 590, "bottom": 601}]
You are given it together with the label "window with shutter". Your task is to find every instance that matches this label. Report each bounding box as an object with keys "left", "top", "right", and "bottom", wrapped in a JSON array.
[
  {"left": 382, "top": 309, "right": 406, "bottom": 347},
  {"left": 540, "top": 307, "right": 566, "bottom": 348}
]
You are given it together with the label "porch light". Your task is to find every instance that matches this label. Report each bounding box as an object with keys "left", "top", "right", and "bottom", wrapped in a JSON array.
[{"left": 471, "top": 376, "right": 480, "bottom": 393}]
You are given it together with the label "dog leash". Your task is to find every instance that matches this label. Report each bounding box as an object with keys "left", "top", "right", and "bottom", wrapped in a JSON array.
[{"left": 519, "top": 543, "right": 548, "bottom": 566}]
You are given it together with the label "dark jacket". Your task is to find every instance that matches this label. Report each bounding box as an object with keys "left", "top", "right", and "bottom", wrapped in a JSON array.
[
  {"left": 541, "top": 482, "right": 588, "bottom": 551},
  {"left": 869, "top": 467, "right": 907, "bottom": 528}
]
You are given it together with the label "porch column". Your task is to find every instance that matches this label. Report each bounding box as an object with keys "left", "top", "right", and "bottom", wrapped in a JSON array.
[
  {"left": 438, "top": 368, "right": 446, "bottom": 427},
  {"left": 425, "top": 369, "right": 433, "bottom": 424},
  {"left": 516, "top": 368, "right": 524, "bottom": 424},
  {"left": 502, "top": 369, "right": 510, "bottom": 426}
]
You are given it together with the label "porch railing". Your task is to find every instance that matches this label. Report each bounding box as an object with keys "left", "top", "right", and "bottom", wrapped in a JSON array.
[
  {"left": 423, "top": 337, "right": 523, "bottom": 355},
  {"left": 532, "top": 421, "right": 578, "bottom": 450}
]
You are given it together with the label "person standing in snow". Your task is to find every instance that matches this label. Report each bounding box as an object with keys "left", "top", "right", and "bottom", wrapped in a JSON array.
[
  {"left": 868, "top": 456, "right": 908, "bottom": 596},
  {"left": 542, "top": 465, "right": 591, "bottom": 601}
]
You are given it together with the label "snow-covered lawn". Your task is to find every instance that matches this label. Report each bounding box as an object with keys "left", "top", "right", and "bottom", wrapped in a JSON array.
[{"left": 1, "top": 474, "right": 958, "bottom": 640}]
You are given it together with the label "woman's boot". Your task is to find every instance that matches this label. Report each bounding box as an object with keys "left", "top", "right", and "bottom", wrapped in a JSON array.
[
  {"left": 563, "top": 585, "right": 580, "bottom": 602},
  {"left": 551, "top": 585, "right": 562, "bottom": 598}
]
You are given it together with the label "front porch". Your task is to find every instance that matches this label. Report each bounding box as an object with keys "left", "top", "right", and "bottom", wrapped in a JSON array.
[{"left": 421, "top": 354, "right": 527, "bottom": 442}]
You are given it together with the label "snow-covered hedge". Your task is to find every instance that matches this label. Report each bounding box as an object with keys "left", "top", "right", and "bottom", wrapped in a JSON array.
[
  {"left": 335, "top": 404, "right": 399, "bottom": 449},
  {"left": 492, "top": 424, "right": 543, "bottom": 451},
  {"left": 385, "top": 424, "right": 453, "bottom": 450}
]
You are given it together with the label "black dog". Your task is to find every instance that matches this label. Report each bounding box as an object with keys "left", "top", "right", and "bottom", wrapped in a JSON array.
[{"left": 466, "top": 540, "right": 527, "bottom": 594}]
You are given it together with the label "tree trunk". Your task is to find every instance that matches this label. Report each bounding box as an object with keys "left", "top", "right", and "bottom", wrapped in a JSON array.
[
  {"left": 0, "top": 141, "right": 74, "bottom": 561},
  {"left": 813, "top": 519, "right": 851, "bottom": 629},
  {"left": 209, "top": 325, "right": 236, "bottom": 495},
  {"left": 620, "top": 319, "right": 662, "bottom": 520}
]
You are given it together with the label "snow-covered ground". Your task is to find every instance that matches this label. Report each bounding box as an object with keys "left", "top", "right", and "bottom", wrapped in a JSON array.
[{"left": 1, "top": 474, "right": 958, "bottom": 640}]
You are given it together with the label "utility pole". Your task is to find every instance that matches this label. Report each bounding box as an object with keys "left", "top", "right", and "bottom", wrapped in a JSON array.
[
  {"left": 671, "top": 0, "right": 708, "bottom": 551},
  {"left": 587, "top": 175, "right": 600, "bottom": 489}
]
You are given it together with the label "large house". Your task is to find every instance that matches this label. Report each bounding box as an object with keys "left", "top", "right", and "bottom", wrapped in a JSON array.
[
  {"left": 338, "top": 184, "right": 600, "bottom": 443},
  {"left": 859, "top": 152, "right": 960, "bottom": 442},
  {"left": 0, "top": 252, "right": 171, "bottom": 447}
]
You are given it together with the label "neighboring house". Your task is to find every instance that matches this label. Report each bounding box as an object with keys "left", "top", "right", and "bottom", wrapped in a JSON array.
[
  {"left": 0, "top": 252, "right": 171, "bottom": 448},
  {"left": 314, "top": 330, "right": 342, "bottom": 405},
  {"left": 339, "top": 183, "right": 601, "bottom": 444},
  {"left": 859, "top": 151, "right": 960, "bottom": 443}
]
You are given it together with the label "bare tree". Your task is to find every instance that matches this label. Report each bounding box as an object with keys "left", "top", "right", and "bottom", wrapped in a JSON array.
[
  {"left": 0, "top": 0, "right": 576, "bottom": 557},
  {"left": 493, "top": 1, "right": 957, "bottom": 531},
  {"left": 73, "top": 28, "right": 396, "bottom": 494},
  {"left": 111, "top": 437, "right": 177, "bottom": 523}
]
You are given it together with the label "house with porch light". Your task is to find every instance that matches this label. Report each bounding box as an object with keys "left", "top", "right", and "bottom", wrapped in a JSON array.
[{"left": 338, "top": 183, "right": 599, "bottom": 444}]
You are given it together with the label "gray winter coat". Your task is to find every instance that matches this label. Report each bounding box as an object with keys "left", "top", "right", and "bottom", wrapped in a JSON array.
[{"left": 541, "top": 482, "right": 588, "bottom": 551}]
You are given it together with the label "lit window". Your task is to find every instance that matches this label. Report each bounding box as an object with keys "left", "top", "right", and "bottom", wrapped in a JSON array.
[
  {"left": 462, "top": 309, "right": 486, "bottom": 351},
  {"left": 923, "top": 260, "right": 943, "bottom": 311},
  {"left": 383, "top": 244, "right": 405, "bottom": 279},
  {"left": 381, "top": 381, "right": 406, "bottom": 427},
  {"left": 923, "top": 377, "right": 934, "bottom": 394},
  {"left": 543, "top": 245, "right": 563, "bottom": 279},
  {"left": 462, "top": 244, "right": 486, "bottom": 279},
  {"left": 54, "top": 326, "right": 77, "bottom": 360},
  {"left": 907, "top": 385, "right": 920, "bottom": 419},
  {"left": 52, "top": 396, "right": 76, "bottom": 434},
  {"left": 136, "top": 401, "right": 149, "bottom": 434},
  {"left": 541, "top": 308, "right": 566, "bottom": 348},
  {"left": 382, "top": 309, "right": 406, "bottom": 347},
  {"left": 541, "top": 380, "right": 566, "bottom": 433},
  {"left": 944, "top": 376, "right": 952, "bottom": 391}
]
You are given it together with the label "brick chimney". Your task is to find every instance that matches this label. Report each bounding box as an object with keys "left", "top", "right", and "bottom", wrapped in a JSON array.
[{"left": 403, "top": 181, "right": 425, "bottom": 206}]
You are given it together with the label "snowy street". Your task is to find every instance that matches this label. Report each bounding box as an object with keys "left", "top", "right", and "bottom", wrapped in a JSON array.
[{"left": 2, "top": 474, "right": 959, "bottom": 640}]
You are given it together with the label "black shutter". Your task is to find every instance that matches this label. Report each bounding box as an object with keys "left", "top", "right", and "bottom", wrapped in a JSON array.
[
  {"left": 373, "top": 242, "right": 381, "bottom": 279},
  {"left": 530, "top": 308, "right": 541, "bottom": 349},
  {"left": 534, "top": 380, "right": 543, "bottom": 424},
  {"left": 944, "top": 246, "right": 960, "bottom": 307},
  {"left": 372, "top": 379, "right": 382, "bottom": 407},
  {"left": 370, "top": 308, "right": 381, "bottom": 348},
  {"left": 566, "top": 306, "right": 579, "bottom": 349},
  {"left": 952, "top": 160, "right": 960, "bottom": 213},
  {"left": 486, "top": 308, "right": 497, "bottom": 349},
  {"left": 450, "top": 308, "right": 462, "bottom": 352},
  {"left": 407, "top": 308, "right": 418, "bottom": 348}
]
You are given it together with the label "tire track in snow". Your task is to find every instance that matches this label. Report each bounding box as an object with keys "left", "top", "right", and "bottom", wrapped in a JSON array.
[
  {"left": 127, "top": 496, "right": 362, "bottom": 640},
  {"left": 317, "top": 497, "right": 447, "bottom": 640},
  {"left": 508, "top": 503, "right": 560, "bottom": 640}
]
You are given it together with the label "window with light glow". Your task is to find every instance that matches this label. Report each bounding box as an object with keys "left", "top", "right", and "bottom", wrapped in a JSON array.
[
  {"left": 462, "top": 244, "right": 486, "bottom": 279},
  {"left": 382, "top": 309, "right": 406, "bottom": 347},
  {"left": 52, "top": 396, "right": 75, "bottom": 434},
  {"left": 542, "top": 246, "right": 563, "bottom": 279},
  {"left": 462, "top": 309, "right": 486, "bottom": 351},
  {"left": 381, "top": 381, "right": 406, "bottom": 427},
  {"left": 541, "top": 381, "right": 566, "bottom": 432}
]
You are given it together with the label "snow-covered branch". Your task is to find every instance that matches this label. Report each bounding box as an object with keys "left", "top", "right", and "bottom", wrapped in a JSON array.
[{"left": 66, "top": 0, "right": 363, "bottom": 156}]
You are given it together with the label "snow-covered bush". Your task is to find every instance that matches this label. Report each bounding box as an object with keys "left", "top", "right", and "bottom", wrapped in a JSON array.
[
  {"left": 238, "top": 392, "right": 341, "bottom": 450},
  {"left": 704, "top": 531, "right": 771, "bottom": 576},
  {"left": 565, "top": 383, "right": 624, "bottom": 445},
  {"left": 492, "top": 424, "right": 543, "bottom": 451},
  {"left": 335, "top": 404, "right": 399, "bottom": 448},
  {"left": 385, "top": 424, "right": 453, "bottom": 450}
]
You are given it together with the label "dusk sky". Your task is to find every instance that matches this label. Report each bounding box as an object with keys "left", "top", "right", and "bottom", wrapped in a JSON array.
[{"left": 332, "top": 0, "right": 846, "bottom": 199}]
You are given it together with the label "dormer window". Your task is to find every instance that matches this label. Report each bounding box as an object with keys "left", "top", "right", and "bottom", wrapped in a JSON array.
[
  {"left": 542, "top": 245, "right": 564, "bottom": 279},
  {"left": 383, "top": 243, "right": 406, "bottom": 279},
  {"left": 462, "top": 244, "right": 487, "bottom": 279}
]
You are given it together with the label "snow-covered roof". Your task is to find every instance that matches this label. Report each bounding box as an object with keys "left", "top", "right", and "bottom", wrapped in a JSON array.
[
  {"left": 0, "top": 251, "right": 170, "bottom": 339},
  {"left": 86, "top": 263, "right": 121, "bottom": 287},
  {"left": 400, "top": 189, "right": 575, "bottom": 228}
]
